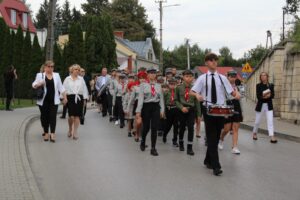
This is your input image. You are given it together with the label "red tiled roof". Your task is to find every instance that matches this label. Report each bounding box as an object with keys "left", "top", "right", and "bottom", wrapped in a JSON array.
[
  {"left": 0, "top": 0, "right": 36, "bottom": 33},
  {"left": 196, "top": 66, "right": 242, "bottom": 80}
]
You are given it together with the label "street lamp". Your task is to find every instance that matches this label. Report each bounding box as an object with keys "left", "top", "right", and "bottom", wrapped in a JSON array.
[{"left": 155, "top": 0, "right": 180, "bottom": 72}]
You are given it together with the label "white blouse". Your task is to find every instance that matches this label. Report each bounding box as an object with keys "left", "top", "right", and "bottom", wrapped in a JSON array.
[{"left": 63, "top": 76, "right": 89, "bottom": 103}]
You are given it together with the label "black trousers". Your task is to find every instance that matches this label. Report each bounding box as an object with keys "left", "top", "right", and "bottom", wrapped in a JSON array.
[
  {"left": 39, "top": 102, "right": 58, "bottom": 133},
  {"left": 115, "top": 96, "right": 125, "bottom": 125},
  {"left": 100, "top": 92, "right": 108, "bottom": 116},
  {"left": 164, "top": 107, "right": 179, "bottom": 142},
  {"left": 203, "top": 107, "right": 224, "bottom": 170},
  {"left": 5, "top": 88, "right": 13, "bottom": 110},
  {"left": 179, "top": 108, "right": 196, "bottom": 145},
  {"left": 141, "top": 102, "right": 160, "bottom": 149},
  {"left": 107, "top": 92, "right": 112, "bottom": 116}
]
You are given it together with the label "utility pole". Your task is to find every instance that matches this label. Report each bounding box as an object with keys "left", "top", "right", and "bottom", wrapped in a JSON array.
[
  {"left": 155, "top": 1, "right": 179, "bottom": 72},
  {"left": 46, "top": 0, "right": 57, "bottom": 61},
  {"left": 155, "top": 0, "right": 166, "bottom": 72},
  {"left": 282, "top": 7, "right": 287, "bottom": 41},
  {"left": 186, "top": 39, "right": 190, "bottom": 70}
]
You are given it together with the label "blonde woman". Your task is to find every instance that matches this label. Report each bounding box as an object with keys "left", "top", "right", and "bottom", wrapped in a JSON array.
[
  {"left": 63, "top": 64, "right": 89, "bottom": 140},
  {"left": 252, "top": 72, "right": 277, "bottom": 143},
  {"left": 32, "top": 61, "right": 66, "bottom": 143}
]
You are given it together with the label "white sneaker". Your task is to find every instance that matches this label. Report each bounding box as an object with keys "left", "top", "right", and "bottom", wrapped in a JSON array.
[
  {"left": 231, "top": 147, "right": 241, "bottom": 155},
  {"left": 115, "top": 120, "right": 119, "bottom": 125},
  {"left": 218, "top": 141, "right": 224, "bottom": 150}
]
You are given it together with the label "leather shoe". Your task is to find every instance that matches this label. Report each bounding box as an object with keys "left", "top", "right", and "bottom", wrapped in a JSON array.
[
  {"left": 270, "top": 139, "right": 278, "bottom": 143},
  {"left": 150, "top": 149, "right": 159, "bottom": 156},
  {"left": 140, "top": 144, "right": 145, "bottom": 151},
  {"left": 187, "top": 149, "right": 195, "bottom": 156},
  {"left": 213, "top": 168, "right": 223, "bottom": 176}
]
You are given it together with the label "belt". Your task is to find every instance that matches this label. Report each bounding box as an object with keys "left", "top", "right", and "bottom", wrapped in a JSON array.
[{"left": 167, "top": 105, "right": 177, "bottom": 110}]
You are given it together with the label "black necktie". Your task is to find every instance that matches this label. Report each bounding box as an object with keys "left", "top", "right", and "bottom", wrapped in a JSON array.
[{"left": 211, "top": 74, "right": 217, "bottom": 104}]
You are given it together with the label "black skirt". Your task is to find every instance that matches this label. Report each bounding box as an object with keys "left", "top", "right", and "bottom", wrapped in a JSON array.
[
  {"left": 225, "top": 99, "right": 243, "bottom": 123},
  {"left": 67, "top": 94, "right": 84, "bottom": 117}
]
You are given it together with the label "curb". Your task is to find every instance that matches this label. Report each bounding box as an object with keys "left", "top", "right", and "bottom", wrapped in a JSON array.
[
  {"left": 19, "top": 114, "right": 44, "bottom": 200},
  {"left": 240, "top": 123, "right": 300, "bottom": 143}
]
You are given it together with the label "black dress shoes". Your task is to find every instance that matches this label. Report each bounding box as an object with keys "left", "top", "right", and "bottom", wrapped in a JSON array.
[
  {"left": 179, "top": 145, "right": 185, "bottom": 151},
  {"left": 213, "top": 168, "right": 223, "bottom": 176},
  {"left": 270, "top": 139, "right": 278, "bottom": 143},
  {"left": 140, "top": 144, "right": 146, "bottom": 151},
  {"left": 187, "top": 149, "right": 195, "bottom": 156},
  {"left": 150, "top": 149, "right": 159, "bottom": 156}
]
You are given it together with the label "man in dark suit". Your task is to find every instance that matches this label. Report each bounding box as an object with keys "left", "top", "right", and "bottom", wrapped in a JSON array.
[{"left": 96, "top": 67, "right": 111, "bottom": 117}]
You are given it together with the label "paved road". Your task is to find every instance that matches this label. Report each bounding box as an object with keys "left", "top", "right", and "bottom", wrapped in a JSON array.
[{"left": 27, "top": 109, "right": 300, "bottom": 200}]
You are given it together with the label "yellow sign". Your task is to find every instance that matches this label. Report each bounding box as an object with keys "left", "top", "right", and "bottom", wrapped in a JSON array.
[{"left": 242, "top": 62, "right": 253, "bottom": 73}]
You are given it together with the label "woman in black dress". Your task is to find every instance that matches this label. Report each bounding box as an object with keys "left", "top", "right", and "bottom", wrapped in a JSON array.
[{"left": 219, "top": 70, "right": 243, "bottom": 154}]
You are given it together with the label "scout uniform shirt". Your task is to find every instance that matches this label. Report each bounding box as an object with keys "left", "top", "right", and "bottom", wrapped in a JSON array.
[
  {"left": 164, "top": 87, "right": 177, "bottom": 108},
  {"left": 136, "top": 81, "right": 165, "bottom": 114},
  {"left": 175, "top": 82, "right": 201, "bottom": 116},
  {"left": 113, "top": 81, "right": 127, "bottom": 105}
]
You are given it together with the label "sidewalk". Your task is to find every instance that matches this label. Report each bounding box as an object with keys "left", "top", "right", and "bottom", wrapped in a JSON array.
[
  {"left": 0, "top": 107, "right": 42, "bottom": 200},
  {"left": 240, "top": 98, "right": 300, "bottom": 142}
]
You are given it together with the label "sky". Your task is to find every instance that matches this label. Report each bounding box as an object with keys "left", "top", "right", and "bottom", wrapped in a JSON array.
[{"left": 28, "top": 0, "right": 289, "bottom": 59}]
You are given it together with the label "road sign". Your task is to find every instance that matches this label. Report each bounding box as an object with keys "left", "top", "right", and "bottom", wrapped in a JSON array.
[
  {"left": 241, "top": 72, "right": 248, "bottom": 79},
  {"left": 242, "top": 62, "right": 253, "bottom": 73}
]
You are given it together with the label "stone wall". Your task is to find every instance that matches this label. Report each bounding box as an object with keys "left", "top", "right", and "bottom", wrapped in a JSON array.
[{"left": 246, "top": 41, "right": 300, "bottom": 121}]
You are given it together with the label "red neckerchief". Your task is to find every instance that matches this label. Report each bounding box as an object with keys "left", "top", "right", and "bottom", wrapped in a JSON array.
[
  {"left": 171, "top": 89, "right": 175, "bottom": 104},
  {"left": 184, "top": 85, "right": 190, "bottom": 102},
  {"left": 151, "top": 84, "right": 156, "bottom": 97}
]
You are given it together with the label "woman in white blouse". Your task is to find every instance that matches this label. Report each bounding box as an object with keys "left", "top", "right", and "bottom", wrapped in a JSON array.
[
  {"left": 32, "top": 61, "right": 67, "bottom": 143},
  {"left": 63, "top": 64, "right": 89, "bottom": 140}
]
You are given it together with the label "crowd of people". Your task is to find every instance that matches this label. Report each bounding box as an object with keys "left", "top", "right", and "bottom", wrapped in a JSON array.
[{"left": 30, "top": 52, "right": 277, "bottom": 176}]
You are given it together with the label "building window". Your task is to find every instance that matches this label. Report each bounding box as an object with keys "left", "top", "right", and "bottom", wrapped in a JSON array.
[
  {"left": 11, "top": 9, "right": 17, "bottom": 25},
  {"left": 22, "top": 13, "right": 28, "bottom": 28}
]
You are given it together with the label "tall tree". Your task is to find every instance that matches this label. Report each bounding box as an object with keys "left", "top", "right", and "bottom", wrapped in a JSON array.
[
  {"left": 286, "top": 0, "right": 300, "bottom": 16},
  {"left": 103, "top": 15, "right": 118, "bottom": 68},
  {"left": 34, "top": 0, "right": 48, "bottom": 29},
  {"left": 82, "top": 0, "right": 109, "bottom": 15},
  {"left": 13, "top": 26, "right": 24, "bottom": 76},
  {"left": 72, "top": 7, "right": 82, "bottom": 23},
  {"left": 21, "top": 31, "right": 32, "bottom": 79},
  {"left": 61, "top": 0, "right": 72, "bottom": 34},
  {"left": 219, "top": 46, "right": 234, "bottom": 66},
  {"left": 110, "top": 0, "right": 159, "bottom": 56},
  {"left": 53, "top": 42, "right": 63, "bottom": 75},
  {"left": 30, "top": 34, "right": 44, "bottom": 76},
  {"left": 65, "top": 22, "right": 85, "bottom": 68}
]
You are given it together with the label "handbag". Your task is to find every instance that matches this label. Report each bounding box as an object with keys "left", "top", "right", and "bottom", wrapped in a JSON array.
[{"left": 35, "top": 73, "right": 44, "bottom": 100}]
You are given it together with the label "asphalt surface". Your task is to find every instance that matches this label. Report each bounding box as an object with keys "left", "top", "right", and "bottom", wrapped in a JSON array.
[{"left": 26, "top": 109, "right": 300, "bottom": 200}]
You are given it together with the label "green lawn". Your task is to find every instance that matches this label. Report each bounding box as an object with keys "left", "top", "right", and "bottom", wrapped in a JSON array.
[{"left": 0, "top": 99, "right": 36, "bottom": 110}]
